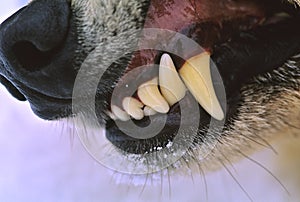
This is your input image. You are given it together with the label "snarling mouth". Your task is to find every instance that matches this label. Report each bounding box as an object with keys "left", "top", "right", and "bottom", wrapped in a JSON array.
[
  {"left": 1, "top": 0, "right": 299, "bottom": 162},
  {"left": 102, "top": 0, "right": 300, "bottom": 154}
]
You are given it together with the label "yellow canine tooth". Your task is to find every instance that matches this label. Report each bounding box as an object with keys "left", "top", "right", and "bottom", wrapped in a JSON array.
[
  {"left": 138, "top": 77, "right": 170, "bottom": 114},
  {"left": 179, "top": 52, "right": 224, "bottom": 120},
  {"left": 122, "top": 97, "right": 144, "bottom": 120},
  {"left": 159, "top": 53, "right": 187, "bottom": 106}
]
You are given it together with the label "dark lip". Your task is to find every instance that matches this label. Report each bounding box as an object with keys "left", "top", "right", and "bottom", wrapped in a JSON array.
[
  {"left": 0, "top": 73, "right": 73, "bottom": 103},
  {"left": 0, "top": 74, "right": 26, "bottom": 101},
  {"left": 2, "top": 76, "right": 73, "bottom": 120},
  {"left": 0, "top": 59, "right": 74, "bottom": 119},
  {"left": 21, "top": 83, "right": 72, "bottom": 120},
  {"left": 105, "top": 92, "right": 237, "bottom": 154}
]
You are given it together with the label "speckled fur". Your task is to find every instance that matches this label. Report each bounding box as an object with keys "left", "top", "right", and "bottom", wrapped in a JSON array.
[{"left": 202, "top": 56, "right": 300, "bottom": 171}]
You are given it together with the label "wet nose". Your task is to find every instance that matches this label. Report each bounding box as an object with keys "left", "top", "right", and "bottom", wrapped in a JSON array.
[{"left": 0, "top": 0, "right": 77, "bottom": 99}]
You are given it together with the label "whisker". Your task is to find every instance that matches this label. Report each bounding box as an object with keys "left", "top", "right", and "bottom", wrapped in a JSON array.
[
  {"left": 160, "top": 170, "right": 164, "bottom": 197},
  {"left": 182, "top": 156, "right": 195, "bottom": 185},
  {"left": 198, "top": 164, "right": 209, "bottom": 202},
  {"left": 167, "top": 167, "right": 172, "bottom": 199},
  {"left": 67, "top": 118, "right": 76, "bottom": 148},
  {"left": 236, "top": 150, "right": 290, "bottom": 196},
  {"left": 215, "top": 140, "right": 239, "bottom": 174},
  {"left": 249, "top": 133, "right": 278, "bottom": 155},
  {"left": 139, "top": 159, "right": 150, "bottom": 197},
  {"left": 190, "top": 150, "right": 209, "bottom": 201},
  {"left": 219, "top": 159, "right": 254, "bottom": 202},
  {"left": 126, "top": 173, "right": 135, "bottom": 194},
  {"left": 79, "top": 114, "right": 89, "bottom": 139},
  {"left": 109, "top": 169, "right": 119, "bottom": 185},
  {"left": 96, "top": 144, "right": 112, "bottom": 162},
  {"left": 239, "top": 133, "right": 278, "bottom": 154},
  {"left": 283, "top": 120, "right": 300, "bottom": 130},
  {"left": 116, "top": 154, "right": 131, "bottom": 174}
]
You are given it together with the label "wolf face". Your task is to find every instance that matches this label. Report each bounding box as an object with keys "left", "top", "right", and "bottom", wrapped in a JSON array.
[{"left": 0, "top": 0, "right": 300, "bottom": 173}]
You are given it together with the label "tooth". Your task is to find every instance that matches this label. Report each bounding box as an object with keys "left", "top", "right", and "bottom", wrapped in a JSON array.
[
  {"left": 143, "top": 106, "right": 157, "bottom": 116},
  {"left": 159, "top": 54, "right": 187, "bottom": 106},
  {"left": 138, "top": 77, "right": 170, "bottom": 113},
  {"left": 179, "top": 52, "right": 224, "bottom": 120},
  {"left": 122, "top": 97, "right": 144, "bottom": 120},
  {"left": 111, "top": 105, "right": 130, "bottom": 121}
]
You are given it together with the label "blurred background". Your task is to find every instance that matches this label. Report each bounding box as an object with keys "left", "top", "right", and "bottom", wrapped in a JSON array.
[{"left": 0, "top": 1, "right": 299, "bottom": 201}]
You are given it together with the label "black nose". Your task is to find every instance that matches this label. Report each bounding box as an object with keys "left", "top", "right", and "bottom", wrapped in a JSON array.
[
  {"left": 0, "top": 0, "right": 77, "bottom": 98},
  {"left": 0, "top": 0, "right": 78, "bottom": 119}
]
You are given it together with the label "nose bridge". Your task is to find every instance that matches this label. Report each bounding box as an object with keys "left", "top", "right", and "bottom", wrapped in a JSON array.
[{"left": 0, "top": 0, "right": 78, "bottom": 99}]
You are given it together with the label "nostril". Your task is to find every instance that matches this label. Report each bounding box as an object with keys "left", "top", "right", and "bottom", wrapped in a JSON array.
[
  {"left": 0, "top": 0, "right": 71, "bottom": 72},
  {"left": 12, "top": 41, "right": 57, "bottom": 72}
]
